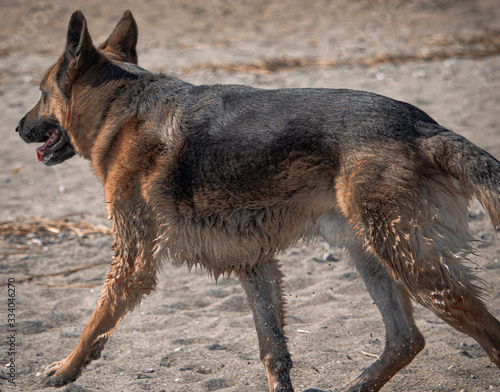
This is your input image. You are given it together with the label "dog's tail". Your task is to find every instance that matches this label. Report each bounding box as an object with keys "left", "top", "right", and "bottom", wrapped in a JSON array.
[{"left": 422, "top": 125, "right": 500, "bottom": 227}]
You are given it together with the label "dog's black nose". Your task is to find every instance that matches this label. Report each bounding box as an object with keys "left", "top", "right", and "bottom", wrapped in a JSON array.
[{"left": 15, "top": 124, "right": 20, "bottom": 133}]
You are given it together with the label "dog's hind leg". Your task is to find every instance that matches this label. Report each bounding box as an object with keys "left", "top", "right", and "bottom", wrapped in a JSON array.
[
  {"left": 341, "top": 245, "right": 425, "bottom": 392},
  {"left": 239, "top": 259, "right": 294, "bottom": 392},
  {"left": 375, "top": 237, "right": 500, "bottom": 371},
  {"left": 319, "top": 214, "right": 424, "bottom": 391},
  {"left": 42, "top": 206, "right": 158, "bottom": 388},
  {"left": 365, "top": 204, "right": 500, "bottom": 370},
  {"left": 339, "top": 160, "right": 500, "bottom": 382}
]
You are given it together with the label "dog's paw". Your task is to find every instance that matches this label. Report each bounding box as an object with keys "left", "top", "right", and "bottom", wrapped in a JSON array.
[{"left": 41, "top": 359, "right": 81, "bottom": 388}]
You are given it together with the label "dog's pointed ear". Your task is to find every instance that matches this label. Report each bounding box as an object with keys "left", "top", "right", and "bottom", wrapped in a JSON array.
[
  {"left": 65, "top": 10, "right": 98, "bottom": 71},
  {"left": 99, "top": 10, "right": 138, "bottom": 64}
]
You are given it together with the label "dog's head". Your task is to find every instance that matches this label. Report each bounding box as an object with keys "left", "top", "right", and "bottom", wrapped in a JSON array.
[{"left": 16, "top": 10, "right": 138, "bottom": 165}]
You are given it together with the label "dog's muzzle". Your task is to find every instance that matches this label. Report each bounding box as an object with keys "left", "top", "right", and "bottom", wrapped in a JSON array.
[{"left": 16, "top": 121, "right": 76, "bottom": 166}]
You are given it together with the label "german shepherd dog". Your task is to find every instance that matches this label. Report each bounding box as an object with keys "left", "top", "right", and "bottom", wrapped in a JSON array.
[{"left": 16, "top": 10, "right": 500, "bottom": 392}]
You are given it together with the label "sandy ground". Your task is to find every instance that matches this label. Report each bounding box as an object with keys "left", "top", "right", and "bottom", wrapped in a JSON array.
[{"left": 1, "top": 1, "right": 500, "bottom": 391}]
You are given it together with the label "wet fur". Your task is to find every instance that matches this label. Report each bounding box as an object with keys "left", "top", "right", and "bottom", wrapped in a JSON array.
[{"left": 16, "top": 10, "right": 500, "bottom": 392}]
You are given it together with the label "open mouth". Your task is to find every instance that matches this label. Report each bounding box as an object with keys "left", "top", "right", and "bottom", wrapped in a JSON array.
[
  {"left": 17, "top": 118, "right": 76, "bottom": 166},
  {"left": 36, "top": 129, "right": 68, "bottom": 162}
]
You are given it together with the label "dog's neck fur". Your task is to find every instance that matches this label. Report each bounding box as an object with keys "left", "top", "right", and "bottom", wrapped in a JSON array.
[
  {"left": 66, "top": 58, "right": 137, "bottom": 160},
  {"left": 68, "top": 60, "right": 192, "bottom": 188}
]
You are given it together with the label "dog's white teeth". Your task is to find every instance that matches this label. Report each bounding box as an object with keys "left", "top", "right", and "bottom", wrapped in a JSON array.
[
  {"left": 46, "top": 130, "right": 61, "bottom": 147},
  {"left": 50, "top": 130, "right": 58, "bottom": 142}
]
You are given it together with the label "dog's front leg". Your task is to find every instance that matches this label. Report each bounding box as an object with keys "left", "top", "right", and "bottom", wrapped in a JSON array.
[
  {"left": 42, "top": 279, "right": 144, "bottom": 387},
  {"left": 42, "top": 206, "right": 158, "bottom": 388},
  {"left": 239, "top": 259, "right": 293, "bottom": 392}
]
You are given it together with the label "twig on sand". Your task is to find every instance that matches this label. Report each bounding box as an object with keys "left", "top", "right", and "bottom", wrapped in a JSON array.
[
  {"left": 15, "top": 260, "right": 109, "bottom": 284},
  {"left": 0, "top": 216, "right": 111, "bottom": 238},
  {"left": 183, "top": 30, "right": 500, "bottom": 75},
  {"left": 360, "top": 350, "right": 379, "bottom": 358}
]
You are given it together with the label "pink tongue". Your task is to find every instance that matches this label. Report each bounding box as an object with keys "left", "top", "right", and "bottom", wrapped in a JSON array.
[{"left": 36, "top": 132, "right": 57, "bottom": 161}]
